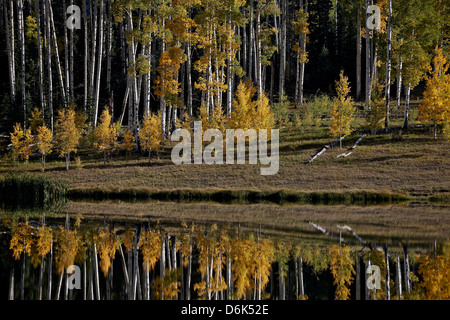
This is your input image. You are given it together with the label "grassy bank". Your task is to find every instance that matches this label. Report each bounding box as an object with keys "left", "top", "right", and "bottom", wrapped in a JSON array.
[
  {"left": 67, "top": 186, "right": 411, "bottom": 205},
  {"left": 0, "top": 173, "right": 69, "bottom": 209},
  {"left": 1, "top": 123, "right": 449, "bottom": 200}
]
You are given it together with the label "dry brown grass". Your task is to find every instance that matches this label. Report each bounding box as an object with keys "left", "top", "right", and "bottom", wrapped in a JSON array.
[{"left": 2, "top": 123, "right": 448, "bottom": 198}]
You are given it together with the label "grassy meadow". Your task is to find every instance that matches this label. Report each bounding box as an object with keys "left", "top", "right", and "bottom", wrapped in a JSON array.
[{"left": 1, "top": 108, "right": 448, "bottom": 200}]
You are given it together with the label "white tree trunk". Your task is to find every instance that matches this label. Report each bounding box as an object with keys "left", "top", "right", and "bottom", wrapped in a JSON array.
[
  {"left": 36, "top": 0, "right": 45, "bottom": 117},
  {"left": 5, "top": 0, "right": 15, "bottom": 110},
  {"left": 18, "top": 0, "right": 26, "bottom": 127},
  {"left": 365, "top": 0, "right": 371, "bottom": 108},
  {"left": 385, "top": 0, "right": 392, "bottom": 130},
  {"left": 403, "top": 83, "right": 411, "bottom": 129},
  {"left": 356, "top": 5, "right": 362, "bottom": 100},
  {"left": 93, "top": 0, "right": 104, "bottom": 127},
  {"left": 48, "top": 0, "right": 67, "bottom": 108},
  {"left": 279, "top": 0, "right": 287, "bottom": 97},
  {"left": 83, "top": 0, "right": 88, "bottom": 111}
]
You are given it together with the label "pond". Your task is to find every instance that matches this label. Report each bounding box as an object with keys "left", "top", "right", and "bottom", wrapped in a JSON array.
[{"left": 0, "top": 200, "right": 449, "bottom": 300}]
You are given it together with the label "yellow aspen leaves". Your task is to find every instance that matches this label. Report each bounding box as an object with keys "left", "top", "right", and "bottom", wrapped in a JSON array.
[
  {"left": 54, "top": 225, "right": 82, "bottom": 274},
  {"left": 94, "top": 109, "right": 118, "bottom": 165},
  {"left": 94, "top": 226, "right": 119, "bottom": 277},
  {"left": 329, "top": 71, "right": 356, "bottom": 148},
  {"left": 419, "top": 47, "right": 450, "bottom": 139},
  {"left": 138, "top": 229, "right": 162, "bottom": 272},
  {"left": 10, "top": 123, "right": 33, "bottom": 163},
  {"left": 139, "top": 111, "right": 163, "bottom": 163},
  {"left": 329, "top": 244, "right": 355, "bottom": 300},
  {"left": 55, "top": 107, "right": 81, "bottom": 170}
]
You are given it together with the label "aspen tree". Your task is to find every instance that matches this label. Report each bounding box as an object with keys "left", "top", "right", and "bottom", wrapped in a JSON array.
[
  {"left": 35, "top": 124, "right": 53, "bottom": 171},
  {"left": 121, "top": 129, "right": 135, "bottom": 164},
  {"left": 419, "top": 47, "right": 450, "bottom": 140},
  {"left": 329, "top": 71, "right": 355, "bottom": 149},
  {"left": 10, "top": 123, "right": 33, "bottom": 164},
  {"left": 139, "top": 111, "right": 163, "bottom": 163},
  {"left": 292, "top": 5, "right": 310, "bottom": 107},
  {"left": 95, "top": 109, "right": 118, "bottom": 166},
  {"left": 55, "top": 108, "right": 81, "bottom": 171}
]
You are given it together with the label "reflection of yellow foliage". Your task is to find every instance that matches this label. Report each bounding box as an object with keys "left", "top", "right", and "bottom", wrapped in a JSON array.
[
  {"left": 54, "top": 226, "right": 82, "bottom": 274},
  {"left": 94, "top": 227, "right": 119, "bottom": 277},
  {"left": 231, "top": 235, "right": 275, "bottom": 299},
  {"left": 418, "top": 254, "right": 450, "bottom": 300},
  {"left": 138, "top": 229, "right": 162, "bottom": 272},
  {"left": 329, "top": 244, "right": 355, "bottom": 300},
  {"left": 30, "top": 225, "right": 53, "bottom": 268},
  {"left": 10, "top": 221, "right": 33, "bottom": 260},
  {"left": 153, "top": 268, "right": 181, "bottom": 300},
  {"left": 120, "top": 229, "right": 135, "bottom": 253}
]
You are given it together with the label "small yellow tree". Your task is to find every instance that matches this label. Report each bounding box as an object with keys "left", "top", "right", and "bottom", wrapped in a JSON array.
[
  {"left": 228, "top": 81, "right": 255, "bottom": 131},
  {"left": 139, "top": 111, "right": 163, "bottom": 163},
  {"left": 55, "top": 108, "right": 81, "bottom": 171},
  {"left": 418, "top": 47, "right": 450, "bottom": 140},
  {"left": 10, "top": 123, "right": 33, "bottom": 164},
  {"left": 121, "top": 129, "right": 135, "bottom": 164},
  {"left": 35, "top": 124, "right": 53, "bottom": 171},
  {"left": 94, "top": 109, "right": 118, "bottom": 166},
  {"left": 329, "top": 71, "right": 356, "bottom": 149},
  {"left": 366, "top": 79, "right": 386, "bottom": 131},
  {"left": 29, "top": 108, "right": 44, "bottom": 135}
]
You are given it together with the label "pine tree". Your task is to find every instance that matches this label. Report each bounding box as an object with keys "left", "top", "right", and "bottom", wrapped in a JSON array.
[{"left": 329, "top": 71, "right": 356, "bottom": 149}]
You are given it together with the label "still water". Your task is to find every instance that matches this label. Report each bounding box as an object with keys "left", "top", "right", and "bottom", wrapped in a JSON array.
[{"left": 0, "top": 200, "right": 449, "bottom": 300}]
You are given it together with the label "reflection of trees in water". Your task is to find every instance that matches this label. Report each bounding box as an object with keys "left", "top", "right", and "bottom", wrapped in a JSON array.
[{"left": 2, "top": 216, "right": 449, "bottom": 300}]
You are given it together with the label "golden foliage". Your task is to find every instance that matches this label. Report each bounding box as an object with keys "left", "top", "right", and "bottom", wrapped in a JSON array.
[
  {"left": 10, "top": 123, "right": 33, "bottom": 162},
  {"left": 55, "top": 107, "right": 81, "bottom": 158},
  {"left": 329, "top": 71, "right": 356, "bottom": 143},
  {"left": 54, "top": 225, "right": 82, "bottom": 274},
  {"left": 9, "top": 220, "right": 33, "bottom": 260},
  {"left": 138, "top": 229, "right": 162, "bottom": 272},
  {"left": 417, "top": 253, "right": 450, "bottom": 300},
  {"left": 121, "top": 129, "right": 135, "bottom": 153},
  {"left": 418, "top": 47, "right": 450, "bottom": 136},
  {"left": 153, "top": 268, "right": 181, "bottom": 300},
  {"left": 30, "top": 225, "right": 53, "bottom": 268},
  {"left": 94, "top": 109, "right": 118, "bottom": 155},
  {"left": 94, "top": 226, "right": 119, "bottom": 277},
  {"left": 139, "top": 111, "right": 163, "bottom": 156},
  {"left": 329, "top": 244, "right": 355, "bottom": 300}
]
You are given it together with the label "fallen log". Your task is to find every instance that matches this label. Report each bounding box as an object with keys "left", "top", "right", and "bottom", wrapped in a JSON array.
[
  {"left": 307, "top": 135, "right": 346, "bottom": 163},
  {"left": 337, "top": 134, "right": 366, "bottom": 158}
]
